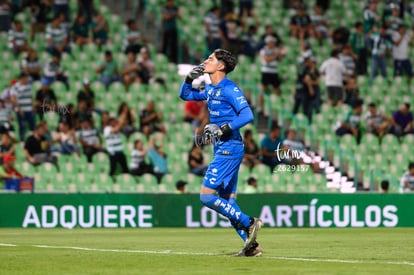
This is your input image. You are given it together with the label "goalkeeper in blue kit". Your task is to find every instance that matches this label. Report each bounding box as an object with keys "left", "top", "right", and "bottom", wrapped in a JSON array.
[{"left": 179, "top": 49, "right": 263, "bottom": 257}]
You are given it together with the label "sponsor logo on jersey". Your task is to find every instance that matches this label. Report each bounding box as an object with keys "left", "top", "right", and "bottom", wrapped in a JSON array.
[
  {"left": 236, "top": 96, "right": 247, "bottom": 104},
  {"left": 209, "top": 110, "right": 220, "bottom": 116},
  {"left": 215, "top": 89, "right": 221, "bottom": 97},
  {"left": 211, "top": 100, "right": 221, "bottom": 104}
]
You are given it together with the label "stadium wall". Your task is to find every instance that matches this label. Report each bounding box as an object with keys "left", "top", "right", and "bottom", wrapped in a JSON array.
[{"left": 1, "top": 194, "right": 412, "bottom": 228}]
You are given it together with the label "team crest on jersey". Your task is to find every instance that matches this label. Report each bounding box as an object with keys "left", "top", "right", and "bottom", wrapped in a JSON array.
[
  {"left": 207, "top": 88, "right": 214, "bottom": 95},
  {"left": 215, "top": 89, "right": 221, "bottom": 97}
]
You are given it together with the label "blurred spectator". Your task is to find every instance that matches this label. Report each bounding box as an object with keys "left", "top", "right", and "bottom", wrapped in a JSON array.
[
  {"left": 28, "top": 0, "right": 51, "bottom": 42},
  {"left": 219, "top": 10, "right": 241, "bottom": 55},
  {"left": 310, "top": 4, "right": 329, "bottom": 45},
  {"left": 363, "top": 0, "right": 380, "bottom": 35},
  {"left": 123, "top": 19, "right": 144, "bottom": 54},
  {"left": 0, "top": 100, "right": 13, "bottom": 135},
  {"left": 1, "top": 79, "right": 16, "bottom": 112},
  {"left": 0, "top": 154, "right": 23, "bottom": 183},
  {"left": 290, "top": 4, "right": 313, "bottom": 39},
  {"left": 59, "top": 103, "right": 76, "bottom": 129},
  {"left": 370, "top": 24, "right": 392, "bottom": 84},
  {"left": 77, "top": 78, "right": 95, "bottom": 112},
  {"left": 117, "top": 102, "right": 136, "bottom": 139},
  {"left": 335, "top": 99, "right": 363, "bottom": 144},
  {"left": 390, "top": 102, "right": 414, "bottom": 136},
  {"left": 243, "top": 176, "right": 258, "bottom": 194},
  {"left": 55, "top": 121, "right": 78, "bottom": 155},
  {"left": 331, "top": 26, "right": 350, "bottom": 49},
  {"left": 42, "top": 52, "right": 70, "bottom": 90},
  {"left": 91, "top": 11, "right": 109, "bottom": 49},
  {"left": 204, "top": 6, "right": 222, "bottom": 53},
  {"left": 8, "top": 20, "right": 28, "bottom": 56},
  {"left": 35, "top": 78, "right": 58, "bottom": 120},
  {"left": 220, "top": 0, "right": 234, "bottom": 17},
  {"left": 0, "top": 133, "right": 15, "bottom": 165},
  {"left": 129, "top": 139, "right": 153, "bottom": 176},
  {"left": 385, "top": 4, "right": 403, "bottom": 33},
  {"left": 381, "top": 179, "right": 389, "bottom": 193},
  {"left": 162, "top": 0, "right": 181, "bottom": 63},
  {"left": 122, "top": 50, "right": 140, "bottom": 91},
  {"left": 21, "top": 48, "right": 42, "bottom": 81},
  {"left": 184, "top": 100, "right": 204, "bottom": 126},
  {"left": 45, "top": 14, "right": 71, "bottom": 55},
  {"left": 319, "top": 49, "right": 347, "bottom": 106},
  {"left": 77, "top": 118, "right": 104, "bottom": 163},
  {"left": 240, "top": 25, "right": 259, "bottom": 62},
  {"left": 0, "top": 0, "right": 11, "bottom": 32},
  {"left": 258, "top": 35, "right": 284, "bottom": 113},
  {"left": 71, "top": 12, "right": 91, "bottom": 49},
  {"left": 137, "top": 47, "right": 160, "bottom": 86},
  {"left": 104, "top": 115, "right": 129, "bottom": 178},
  {"left": 242, "top": 129, "right": 261, "bottom": 171},
  {"left": 308, "top": 58, "right": 321, "bottom": 116},
  {"left": 74, "top": 99, "right": 93, "bottom": 129},
  {"left": 259, "top": 24, "right": 283, "bottom": 49},
  {"left": 23, "top": 123, "right": 58, "bottom": 168},
  {"left": 349, "top": 21, "right": 367, "bottom": 75},
  {"left": 95, "top": 50, "right": 121, "bottom": 90},
  {"left": 188, "top": 143, "right": 208, "bottom": 176},
  {"left": 175, "top": 180, "right": 188, "bottom": 194},
  {"left": 364, "top": 102, "right": 392, "bottom": 138},
  {"left": 400, "top": 162, "right": 414, "bottom": 192},
  {"left": 140, "top": 100, "right": 165, "bottom": 138},
  {"left": 77, "top": 0, "right": 94, "bottom": 23},
  {"left": 392, "top": 24, "right": 413, "bottom": 85},
  {"left": 260, "top": 124, "right": 283, "bottom": 173},
  {"left": 53, "top": 0, "right": 70, "bottom": 23},
  {"left": 147, "top": 134, "right": 168, "bottom": 183},
  {"left": 239, "top": 0, "right": 255, "bottom": 19},
  {"left": 339, "top": 44, "right": 359, "bottom": 105},
  {"left": 293, "top": 56, "right": 317, "bottom": 124},
  {"left": 10, "top": 72, "right": 35, "bottom": 141}
]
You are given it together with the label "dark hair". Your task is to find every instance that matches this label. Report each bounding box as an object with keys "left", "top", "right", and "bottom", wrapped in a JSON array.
[
  {"left": 134, "top": 139, "right": 141, "bottom": 146},
  {"left": 381, "top": 180, "right": 389, "bottom": 191},
  {"left": 355, "top": 21, "right": 363, "bottom": 28},
  {"left": 331, "top": 49, "right": 341, "bottom": 57},
  {"left": 104, "top": 50, "right": 112, "bottom": 56},
  {"left": 244, "top": 129, "right": 253, "bottom": 139},
  {"left": 126, "top": 19, "right": 135, "bottom": 27},
  {"left": 270, "top": 124, "right": 280, "bottom": 132},
  {"left": 404, "top": 102, "right": 410, "bottom": 110},
  {"left": 409, "top": 162, "right": 414, "bottom": 170},
  {"left": 368, "top": 102, "right": 376, "bottom": 108},
  {"left": 213, "top": 49, "right": 237, "bottom": 74},
  {"left": 247, "top": 177, "right": 256, "bottom": 185}
]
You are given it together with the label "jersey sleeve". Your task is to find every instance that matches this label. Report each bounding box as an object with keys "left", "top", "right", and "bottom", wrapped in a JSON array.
[
  {"left": 226, "top": 84, "right": 253, "bottom": 130},
  {"left": 179, "top": 82, "right": 208, "bottom": 101}
]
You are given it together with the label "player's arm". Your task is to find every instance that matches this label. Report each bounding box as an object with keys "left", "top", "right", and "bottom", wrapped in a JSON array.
[
  {"left": 179, "top": 83, "right": 207, "bottom": 101},
  {"left": 179, "top": 64, "right": 207, "bottom": 101}
]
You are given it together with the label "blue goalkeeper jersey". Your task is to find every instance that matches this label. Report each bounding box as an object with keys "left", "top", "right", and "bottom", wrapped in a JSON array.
[{"left": 179, "top": 77, "right": 253, "bottom": 156}]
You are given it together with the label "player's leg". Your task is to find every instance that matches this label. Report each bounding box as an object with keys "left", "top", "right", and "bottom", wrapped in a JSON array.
[{"left": 200, "top": 155, "right": 252, "bottom": 229}]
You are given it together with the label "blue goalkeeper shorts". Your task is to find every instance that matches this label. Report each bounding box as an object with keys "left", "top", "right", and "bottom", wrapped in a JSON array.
[{"left": 202, "top": 153, "right": 243, "bottom": 195}]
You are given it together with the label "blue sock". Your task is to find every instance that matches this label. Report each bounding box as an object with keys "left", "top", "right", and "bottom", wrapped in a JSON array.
[
  {"left": 229, "top": 198, "right": 247, "bottom": 242},
  {"left": 200, "top": 194, "right": 251, "bottom": 228}
]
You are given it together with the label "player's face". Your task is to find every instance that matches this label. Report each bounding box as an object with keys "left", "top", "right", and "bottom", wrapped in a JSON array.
[{"left": 203, "top": 53, "right": 224, "bottom": 74}]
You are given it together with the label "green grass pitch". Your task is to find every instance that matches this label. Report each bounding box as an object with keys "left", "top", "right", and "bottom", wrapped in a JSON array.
[{"left": 1, "top": 228, "right": 413, "bottom": 274}]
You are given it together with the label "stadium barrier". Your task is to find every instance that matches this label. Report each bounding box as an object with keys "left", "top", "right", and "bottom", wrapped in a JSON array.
[{"left": 0, "top": 193, "right": 413, "bottom": 228}]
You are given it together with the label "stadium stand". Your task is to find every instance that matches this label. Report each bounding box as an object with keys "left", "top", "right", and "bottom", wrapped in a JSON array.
[{"left": 0, "top": 0, "right": 413, "bottom": 194}]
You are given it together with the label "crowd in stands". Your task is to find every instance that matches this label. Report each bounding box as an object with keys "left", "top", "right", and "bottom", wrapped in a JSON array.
[{"left": 0, "top": 0, "right": 413, "bottom": 191}]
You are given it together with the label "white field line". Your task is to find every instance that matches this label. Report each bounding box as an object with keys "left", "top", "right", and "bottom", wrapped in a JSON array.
[
  {"left": 3, "top": 243, "right": 414, "bottom": 267},
  {"left": 0, "top": 243, "right": 17, "bottom": 247}
]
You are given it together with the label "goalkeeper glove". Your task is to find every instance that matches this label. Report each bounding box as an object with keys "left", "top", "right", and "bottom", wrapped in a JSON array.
[
  {"left": 185, "top": 63, "right": 205, "bottom": 83},
  {"left": 203, "top": 123, "right": 232, "bottom": 141}
]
